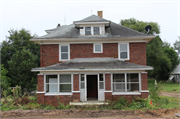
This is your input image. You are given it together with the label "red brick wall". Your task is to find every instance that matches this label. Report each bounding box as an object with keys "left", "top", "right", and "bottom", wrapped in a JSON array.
[
  {"left": 141, "top": 73, "right": 148, "bottom": 90},
  {"left": 105, "top": 92, "right": 112, "bottom": 101},
  {"left": 38, "top": 75, "right": 44, "bottom": 91},
  {"left": 70, "top": 43, "right": 118, "bottom": 59},
  {"left": 40, "top": 42, "right": 147, "bottom": 67},
  {"left": 105, "top": 74, "right": 111, "bottom": 91},
  {"left": 44, "top": 95, "right": 73, "bottom": 106},
  {"left": 112, "top": 95, "right": 141, "bottom": 102},
  {"left": 127, "top": 42, "right": 146, "bottom": 65},
  {"left": 73, "top": 74, "right": 79, "bottom": 91},
  {"left": 40, "top": 44, "right": 60, "bottom": 67},
  {"left": 73, "top": 93, "right": 80, "bottom": 102},
  {"left": 141, "top": 92, "right": 149, "bottom": 99},
  {"left": 37, "top": 93, "right": 44, "bottom": 104}
]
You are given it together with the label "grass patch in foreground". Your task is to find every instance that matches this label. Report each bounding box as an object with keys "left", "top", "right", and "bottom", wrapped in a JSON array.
[
  {"left": 159, "top": 96, "right": 180, "bottom": 109},
  {"left": 148, "top": 79, "right": 180, "bottom": 93}
]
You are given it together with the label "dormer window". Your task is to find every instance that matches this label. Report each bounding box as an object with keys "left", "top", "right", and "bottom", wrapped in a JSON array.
[
  {"left": 94, "top": 27, "right": 100, "bottom": 35},
  {"left": 85, "top": 27, "right": 91, "bottom": 35}
]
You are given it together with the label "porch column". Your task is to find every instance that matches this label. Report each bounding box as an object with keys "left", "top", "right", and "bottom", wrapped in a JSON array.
[
  {"left": 37, "top": 74, "right": 45, "bottom": 104},
  {"left": 105, "top": 73, "right": 112, "bottom": 101},
  {"left": 141, "top": 72, "right": 149, "bottom": 98},
  {"left": 73, "top": 74, "right": 80, "bottom": 102}
]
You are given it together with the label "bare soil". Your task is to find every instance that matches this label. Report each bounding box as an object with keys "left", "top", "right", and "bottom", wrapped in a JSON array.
[
  {"left": 1, "top": 108, "right": 180, "bottom": 119},
  {"left": 160, "top": 91, "right": 180, "bottom": 98}
]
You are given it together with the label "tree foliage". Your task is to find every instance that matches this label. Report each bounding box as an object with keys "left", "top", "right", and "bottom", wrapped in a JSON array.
[
  {"left": 174, "top": 39, "right": 180, "bottom": 61},
  {"left": 1, "top": 28, "right": 40, "bottom": 69},
  {"left": 8, "top": 48, "right": 38, "bottom": 91},
  {"left": 1, "top": 28, "right": 40, "bottom": 90},
  {"left": 120, "top": 18, "right": 179, "bottom": 80},
  {"left": 1, "top": 64, "right": 11, "bottom": 90}
]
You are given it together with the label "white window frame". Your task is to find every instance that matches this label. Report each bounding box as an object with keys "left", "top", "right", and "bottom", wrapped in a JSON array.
[
  {"left": 59, "top": 74, "right": 72, "bottom": 93},
  {"left": 99, "top": 74, "right": 104, "bottom": 90},
  {"left": 118, "top": 43, "right": 129, "bottom": 60},
  {"left": 112, "top": 73, "right": 140, "bottom": 94},
  {"left": 44, "top": 74, "right": 73, "bottom": 95},
  {"left": 80, "top": 74, "right": 85, "bottom": 89},
  {"left": 93, "top": 43, "right": 103, "bottom": 53},
  {"left": 59, "top": 44, "right": 70, "bottom": 61},
  {"left": 83, "top": 26, "right": 102, "bottom": 35}
]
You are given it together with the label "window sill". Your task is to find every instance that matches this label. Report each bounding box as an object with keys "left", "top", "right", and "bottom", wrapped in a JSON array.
[
  {"left": 45, "top": 93, "right": 72, "bottom": 96},
  {"left": 112, "top": 92, "right": 141, "bottom": 95}
]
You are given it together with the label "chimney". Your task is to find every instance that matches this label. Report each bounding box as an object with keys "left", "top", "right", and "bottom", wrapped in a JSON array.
[
  {"left": 57, "top": 23, "right": 60, "bottom": 28},
  {"left": 98, "top": 11, "right": 103, "bottom": 18}
]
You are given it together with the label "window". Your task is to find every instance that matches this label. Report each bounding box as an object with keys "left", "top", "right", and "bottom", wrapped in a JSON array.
[
  {"left": 99, "top": 74, "right": 104, "bottom": 89},
  {"left": 94, "top": 27, "right": 100, "bottom": 35},
  {"left": 80, "top": 74, "right": 85, "bottom": 89},
  {"left": 59, "top": 74, "right": 71, "bottom": 92},
  {"left": 113, "top": 74, "right": 125, "bottom": 92},
  {"left": 46, "top": 75, "right": 58, "bottom": 93},
  {"left": 85, "top": 27, "right": 91, "bottom": 35},
  {"left": 59, "top": 45, "right": 70, "bottom": 61},
  {"left": 45, "top": 74, "right": 72, "bottom": 93},
  {"left": 119, "top": 43, "right": 129, "bottom": 60},
  {"left": 94, "top": 44, "right": 103, "bottom": 53},
  {"left": 113, "top": 73, "right": 139, "bottom": 93}
]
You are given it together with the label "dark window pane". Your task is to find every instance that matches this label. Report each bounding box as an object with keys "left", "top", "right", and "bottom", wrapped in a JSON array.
[
  {"left": 60, "top": 84, "right": 71, "bottom": 92},
  {"left": 85, "top": 27, "right": 91, "bottom": 35},
  {"left": 60, "top": 74, "right": 71, "bottom": 83},
  {"left": 113, "top": 74, "right": 125, "bottom": 82},
  {"left": 127, "top": 83, "right": 139, "bottom": 92},
  {"left": 127, "top": 74, "right": 139, "bottom": 82},
  {"left": 120, "top": 52, "right": 127, "bottom": 58},
  {"left": 99, "top": 74, "right": 103, "bottom": 81},
  {"left": 61, "top": 46, "right": 68, "bottom": 52},
  {"left": 94, "top": 27, "right": 100, "bottom": 35},
  {"left": 95, "top": 45, "right": 101, "bottom": 52},
  {"left": 61, "top": 53, "right": 68, "bottom": 59},
  {"left": 46, "top": 75, "right": 57, "bottom": 83},
  {"left": 81, "top": 74, "right": 84, "bottom": 81}
]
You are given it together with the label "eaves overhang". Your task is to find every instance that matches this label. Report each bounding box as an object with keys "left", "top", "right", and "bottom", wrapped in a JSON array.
[
  {"left": 30, "top": 36, "right": 156, "bottom": 44},
  {"left": 31, "top": 68, "right": 154, "bottom": 72}
]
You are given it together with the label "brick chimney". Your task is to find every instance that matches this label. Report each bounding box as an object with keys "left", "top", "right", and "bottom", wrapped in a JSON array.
[{"left": 98, "top": 11, "right": 103, "bottom": 18}]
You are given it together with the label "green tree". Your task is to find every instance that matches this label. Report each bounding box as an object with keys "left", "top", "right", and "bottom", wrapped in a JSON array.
[
  {"left": 120, "top": 18, "right": 160, "bottom": 35},
  {"left": 8, "top": 48, "right": 38, "bottom": 91},
  {"left": 0, "top": 64, "right": 11, "bottom": 90},
  {"left": 1, "top": 28, "right": 40, "bottom": 70}
]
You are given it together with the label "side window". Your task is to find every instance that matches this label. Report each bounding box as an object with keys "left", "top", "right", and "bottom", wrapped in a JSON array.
[
  {"left": 85, "top": 27, "right": 91, "bottom": 35},
  {"left": 94, "top": 44, "right": 103, "bottom": 53},
  {"left": 94, "top": 27, "right": 100, "bottom": 35},
  {"left": 59, "top": 45, "right": 69, "bottom": 61},
  {"left": 119, "top": 44, "right": 129, "bottom": 60}
]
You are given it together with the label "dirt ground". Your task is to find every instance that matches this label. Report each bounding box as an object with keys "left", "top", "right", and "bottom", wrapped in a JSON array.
[
  {"left": 160, "top": 91, "right": 180, "bottom": 98},
  {"left": 1, "top": 108, "right": 180, "bottom": 119}
]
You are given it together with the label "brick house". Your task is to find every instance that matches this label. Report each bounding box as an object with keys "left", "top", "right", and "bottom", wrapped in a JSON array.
[{"left": 31, "top": 11, "right": 155, "bottom": 106}]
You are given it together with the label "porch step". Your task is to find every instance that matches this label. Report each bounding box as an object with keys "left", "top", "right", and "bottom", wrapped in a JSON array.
[{"left": 69, "top": 102, "right": 109, "bottom": 109}]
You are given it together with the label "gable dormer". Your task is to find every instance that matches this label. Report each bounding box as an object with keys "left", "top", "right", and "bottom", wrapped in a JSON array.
[{"left": 73, "top": 11, "right": 110, "bottom": 36}]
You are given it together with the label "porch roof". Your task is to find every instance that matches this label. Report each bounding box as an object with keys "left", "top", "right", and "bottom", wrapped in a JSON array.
[{"left": 32, "top": 58, "right": 153, "bottom": 71}]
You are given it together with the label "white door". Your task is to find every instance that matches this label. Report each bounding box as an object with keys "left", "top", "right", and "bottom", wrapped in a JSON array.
[
  {"left": 98, "top": 74, "right": 105, "bottom": 101},
  {"left": 80, "top": 74, "right": 85, "bottom": 101}
]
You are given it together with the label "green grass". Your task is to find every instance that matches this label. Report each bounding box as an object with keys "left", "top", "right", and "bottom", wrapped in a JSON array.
[
  {"left": 158, "top": 96, "right": 180, "bottom": 109},
  {"left": 148, "top": 79, "right": 180, "bottom": 93}
]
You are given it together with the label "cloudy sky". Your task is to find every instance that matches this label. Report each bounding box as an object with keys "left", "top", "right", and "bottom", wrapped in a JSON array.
[{"left": 0, "top": 0, "right": 179, "bottom": 46}]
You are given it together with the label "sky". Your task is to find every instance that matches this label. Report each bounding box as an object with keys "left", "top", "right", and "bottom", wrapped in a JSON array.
[{"left": 0, "top": 0, "right": 179, "bottom": 46}]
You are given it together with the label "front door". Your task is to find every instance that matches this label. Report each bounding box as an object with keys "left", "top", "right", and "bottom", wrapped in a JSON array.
[{"left": 87, "top": 75, "right": 98, "bottom": 100}]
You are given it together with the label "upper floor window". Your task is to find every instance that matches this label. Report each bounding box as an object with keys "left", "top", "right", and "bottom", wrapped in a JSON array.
[
  {"left": 93, "top": 27, "right": 100, "bottom": 35},
  {"left": 85, "top": 27, "right": 91, "bottom": 35},
  {"left": 59, "top": 44, "right": 70, "bottom": 61},
  {"left": 93, "top": 43, "right": 103, "bottom": 53},
  {"left": 119, "top": 43, "right": 129, "bottom": 60}
]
